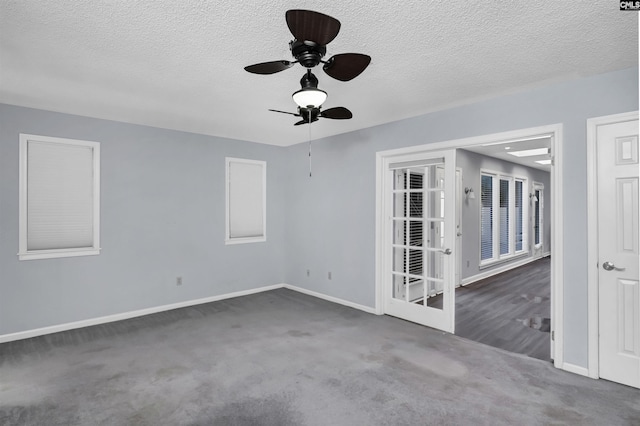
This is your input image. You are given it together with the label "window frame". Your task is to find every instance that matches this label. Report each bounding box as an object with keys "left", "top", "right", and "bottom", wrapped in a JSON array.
[
  {"left": 479, "top": 169, "right": 528, "bottom": 268},
  {"left": 225, "top": 157, "right": 267, "bottom": 245},
  {"left": 18, "top": 134, "right": 101, "bottom": 261}
]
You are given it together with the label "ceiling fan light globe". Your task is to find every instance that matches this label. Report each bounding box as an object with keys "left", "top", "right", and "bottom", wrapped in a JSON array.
[{"left": 292, "top": 88, "right": 327, "bottom": 109}]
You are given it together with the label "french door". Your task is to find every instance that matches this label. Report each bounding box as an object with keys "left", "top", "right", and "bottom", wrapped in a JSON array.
[{"left": 382, "top": 149, "right": 456, "bottom": 333}]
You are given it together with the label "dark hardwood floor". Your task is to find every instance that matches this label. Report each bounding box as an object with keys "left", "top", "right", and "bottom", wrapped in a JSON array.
[{"left": 454, "top": 257, "right": 551, "bottom": 361}]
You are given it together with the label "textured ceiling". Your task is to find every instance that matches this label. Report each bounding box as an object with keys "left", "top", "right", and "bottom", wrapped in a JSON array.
[{"left": 0, "top": 1, "right": 637, "bottom": 146}]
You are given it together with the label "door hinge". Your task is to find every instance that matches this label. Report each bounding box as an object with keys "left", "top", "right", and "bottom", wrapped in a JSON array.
[{"left": 551, "top": 331, "right": 555, "bottom": 341}]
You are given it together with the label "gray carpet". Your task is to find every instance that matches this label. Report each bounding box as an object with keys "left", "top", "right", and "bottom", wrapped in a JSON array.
[{"left": 1, "top": 288, "right": 638, "bottom": 425}]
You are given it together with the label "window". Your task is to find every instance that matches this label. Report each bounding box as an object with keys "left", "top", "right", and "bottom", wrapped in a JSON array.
[
  {"left": 480, "top": 171, "right": 527, "bottom": 266},
  {"left": 515, "top": 180, "right": 524, "bottom": 251},
  {"left": 19, "top": 134, "right": 100, "bottom": 260},
  {"left": 225, "top": 158, "right": 266, "bottom": 244},
  {"left": 480, "top": 174, "right": 493, "bottom": 261}
]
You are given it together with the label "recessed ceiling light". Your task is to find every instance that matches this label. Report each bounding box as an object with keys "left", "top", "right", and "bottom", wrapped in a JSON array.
[
  {"left": 504, "top": 146, "right": 511, "bottom": 150},
  {"left": 536, "top": 159, "right": 552, "bottom": 165},
  {"left": 507, "top": 148, "right": 549, "bottom": 157}
]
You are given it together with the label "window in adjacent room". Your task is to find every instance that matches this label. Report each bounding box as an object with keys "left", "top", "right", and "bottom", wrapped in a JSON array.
[
  {"left": 19, "top": 134, "right": 101, "bottom": 260},
  {"left": 225, "top": 157, "right": 266, "bottom": 244},
  {"left": 479, "top": 170, "right": 528, "bottom": 266}
]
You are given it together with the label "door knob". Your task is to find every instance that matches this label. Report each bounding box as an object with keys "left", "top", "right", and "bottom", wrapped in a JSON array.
[
  {"left": 441, "top": 248, "right": 452, "bottom": 255},
  {"left": 602, "top": 261, "right": 625, "bottom": 271}
]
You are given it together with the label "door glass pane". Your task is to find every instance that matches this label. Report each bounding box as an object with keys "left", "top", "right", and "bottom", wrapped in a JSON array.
[
  {"left": 393, "top": 220, "right": 405, "bottom": 245},
  {"left": 424, "top": 221, "right": 444, "bottom": 249},
  {"left": 408, "top": 192, "right": 423, "bottom": 217},
  {"left": 408, "top": 278, "right": 425, "bottom": 304},
  {"left": 393, "top": 170, "right": 406, "bottom": 190},
  {"left": 407, "top": 220, "right": 423, "bottom": 247},
  {"left": 392, "top": 274, "right": 406, "bottom": 300},
  {"left": 392, "top": 247, "right": 405, "bottom": 273}
]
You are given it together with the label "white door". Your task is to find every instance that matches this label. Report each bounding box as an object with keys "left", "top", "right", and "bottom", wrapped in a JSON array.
[
  {"left": 597, "top": 117, "right": 639, "bottom": 389},
  {"left": 384, "top": 150, "right": 456, "bottom": 333}
]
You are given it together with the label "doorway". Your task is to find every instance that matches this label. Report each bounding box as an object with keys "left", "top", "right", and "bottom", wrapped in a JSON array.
[
  {"left": 454, "top": 140, "right": 552, "bottom": 361},
  {"left": 376, "top": 124, "right": 564, "bottom": 366}
]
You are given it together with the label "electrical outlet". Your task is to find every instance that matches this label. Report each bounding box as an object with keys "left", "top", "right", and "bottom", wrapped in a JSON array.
[
  {"left": 306, "top": 269, "right": 310, "bottom": 277},
  {"left": 176, "top": 277, "right": 183, "bottom": 286},
  {"left": 328, "top": 272, "right": 332, "bottom": 280},
  {"left": 466, "top": 260, "right": 470, "bottom": 267}
]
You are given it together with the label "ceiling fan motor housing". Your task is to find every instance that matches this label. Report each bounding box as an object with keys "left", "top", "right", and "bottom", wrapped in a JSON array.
[{"left": 290, "top": 40, "right": 326, "bottom": 68}]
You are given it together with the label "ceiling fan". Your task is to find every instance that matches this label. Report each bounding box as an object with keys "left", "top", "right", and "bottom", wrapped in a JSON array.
[
  {"left": 244, "top": 9, "right": 371, "bottom": 82},
  {"left": 245, "top": 10, "right": 369, "bottom": 126}
]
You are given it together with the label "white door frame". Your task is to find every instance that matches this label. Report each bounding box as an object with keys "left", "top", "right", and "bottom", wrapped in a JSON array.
[
  {"left": 375, "top": 123, "right": 565, "bottom": 367},
  {"left": 532, "top": 181, "right": 545, "bottom": 259},
  {"left": 586, "top": 110, "right": 639, "bottom": 379}
]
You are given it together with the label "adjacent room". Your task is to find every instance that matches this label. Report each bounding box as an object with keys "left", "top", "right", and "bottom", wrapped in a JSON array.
[{"left": 1, "top": 1, "right": 638, "bottom": 425}]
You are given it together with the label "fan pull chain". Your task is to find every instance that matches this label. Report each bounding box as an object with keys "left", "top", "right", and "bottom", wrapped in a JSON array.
[{"left": 308, "top": 112, "right": 312, "bottom": 177}]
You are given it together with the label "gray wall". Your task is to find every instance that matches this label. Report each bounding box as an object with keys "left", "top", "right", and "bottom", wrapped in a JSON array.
[
  {"left": 1, "top": 67, "right": 637, "bottom": 370},
  {"left": 284, "top": 67, "right": 639, "bottom": 368},
  {"left": 456, "top": 149, "right": 551, "bottom": 281},
  {"left": 0, "top": 104, "right": 287, "bottom": 335}
]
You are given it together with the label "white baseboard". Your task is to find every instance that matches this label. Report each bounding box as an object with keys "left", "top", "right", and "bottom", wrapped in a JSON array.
[
  {"left": 461, "top": 256, "right": 541, "bottom": 287},
  {"left": 561, "top": 362, "right": 590, "bottom": 377},
  {"left": 0, "top": 283, "right": 378, "bottom": 344},
  {"left": 0, "top": 283, "right": 285, "bottom": 344},
  {"left": 283, "top": 284, "right": 377, "bottom": 314}
]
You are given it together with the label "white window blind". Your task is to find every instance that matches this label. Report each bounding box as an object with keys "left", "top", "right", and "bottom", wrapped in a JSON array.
[
  {"left": 499, "top": 178, "right": 510, "bottom": 255},
  {"left": 480, "top": 174, "right": 493, "bottom": 261},
  {"left": 515, "top": 180, "right": 524, "bottom": 251},
  {"left": 19, "top": 134, "right": 100, "bottom": 260},
  {"left": 226, "top": 158, "right": 266, "bottom": 243}
]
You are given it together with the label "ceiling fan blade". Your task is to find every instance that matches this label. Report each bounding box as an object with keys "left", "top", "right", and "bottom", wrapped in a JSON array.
[
  {"left": 294, "top": 118, "right": 319, "bottom": 126},
  {"left": 320, "top": 107, "right": 352, "bottom": 120},
  {"left": 286, "top": 9, "right": 341, "bottom": 45},
  {"left": 268, "top": 109, "right": 300, "bottom": 116},
  {"left": 245, "top": 60, "right": 294, "bottom": 75},
  {"left": 323, "top": 53, "right": 371, "bottom": 81}
]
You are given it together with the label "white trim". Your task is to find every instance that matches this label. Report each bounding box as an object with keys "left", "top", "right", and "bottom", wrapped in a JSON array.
[
  {"left": 18, "top": 134, "right": 101, "bottom": 261},
  {"left": 224, "top": 157, "right": 267, "bottom": 245},
  {"left": 586, "top": 111, "right": 639, "bottom": 379},
  {"left": 283, "top": 284, "right": 378, "bottom": 315},
  {"left": 561, "top": 362, "right": 590, "bottom": 377},
  {"left": 0, "top": 283, "right": 378, "bottom": 344},
  {"left": 375, "top": 151, "right": 386, "bottom": 315},
  {"left": 550, "top": 124, "right": 563, "bottom": 367},
  {"left": 374, "top": 123, "right": 564, "bottom": 367},
  {"left": 460, "top": 254, "right": 540, "bottom": 286},
  {"left": 0, "top": 284, "right": 284, "bottom": 344}
]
